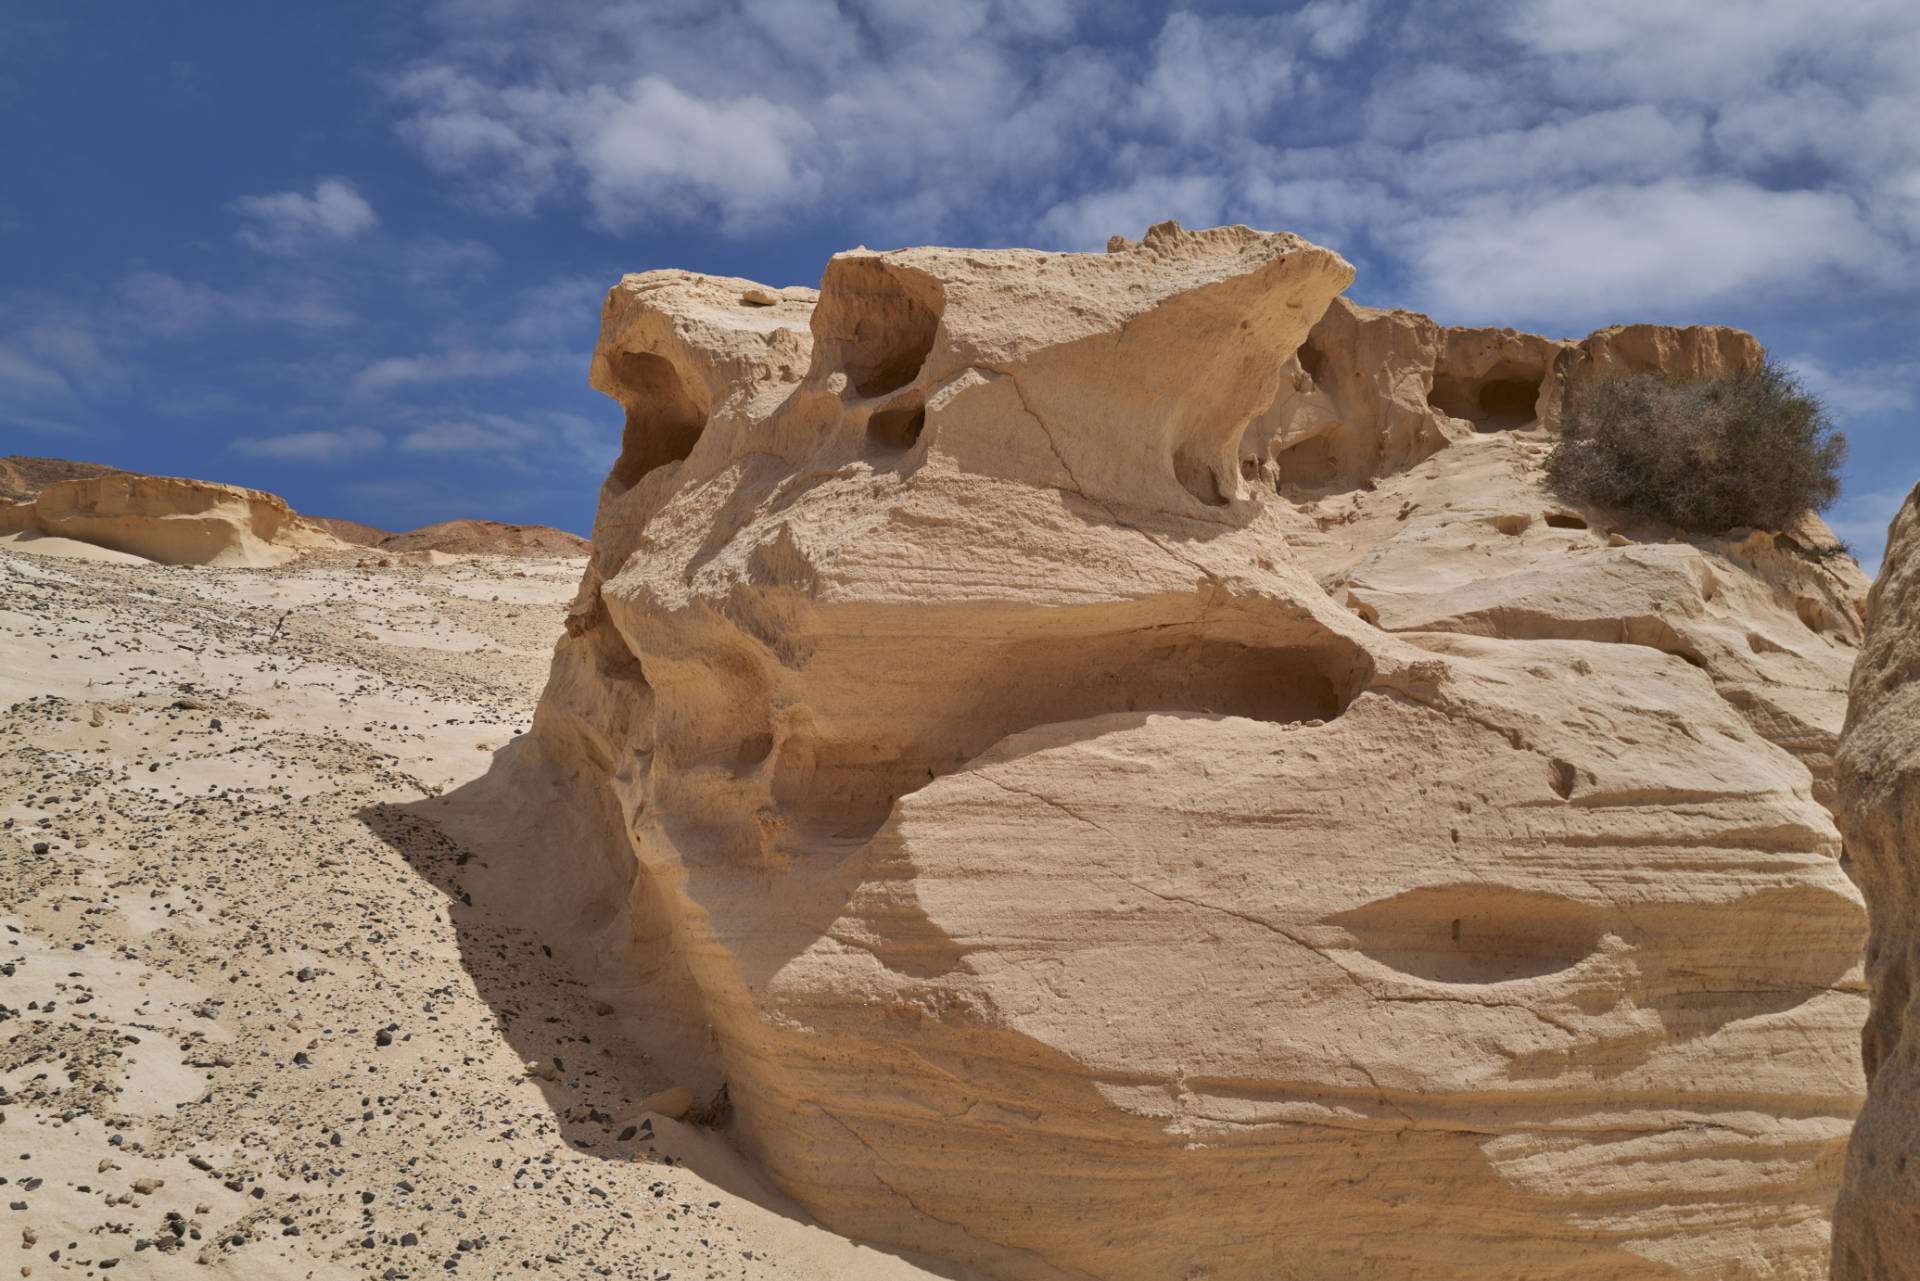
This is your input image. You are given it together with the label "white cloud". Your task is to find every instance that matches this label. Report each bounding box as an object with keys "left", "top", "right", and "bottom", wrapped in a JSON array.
[
  {"left": 383, "top": 0, "right": 1920, "bottom": 330},
  {"left": 231, "top": 427, "right": 386, "bottom": 462},
  {"left": 124, "top": 271, "right": 352, "bottom": 334},
  {"left": 506, "top": 274, "right": 605, "bottom": 345},
  {"left": 397, "top": 418, "right": 535, "bottom": 454},
  {"left": 24, "top": 325, "right": 109, "bottom": 378},
  {"left": 0, "top": 347, "right": 71, "bottom": 396},
  {"left": 234, "top": 178, "right": 378, "bottom": 252},
  {"left": 1298, "top": 0, "right": 1371, "bottom": 59},
  {"left": 1132, "top": 13, "right": 1296, "bottom": 143},
  {"left": 1510, "top": 0, "right": 1914, "bottom": 102},
  {"left": 576, "top": 77, "right": 817, "bottom": 228},
  {"left": 1402, "top": 179, "right": 1883, "bottom": 324},
  {"left": 395, "top": 409, "right": 610, "bottom": 461},
  {"left": 1404, "top": 106, "right": 1704, "bottom": 195},
  {"left": 351, "top": 348, "right": 533, "bottom": 397},
  {"left": 1787, "top": 356, "right": 1920, "bottom": 418}
]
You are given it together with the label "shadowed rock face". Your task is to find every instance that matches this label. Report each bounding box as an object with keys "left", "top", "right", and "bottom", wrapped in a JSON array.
[
  {"left": 1832, "top": 483, "right": 1920, "bottom": 1280},
  {"left": 515, "top": 222, "right": 1867, "bottom": 1280}
]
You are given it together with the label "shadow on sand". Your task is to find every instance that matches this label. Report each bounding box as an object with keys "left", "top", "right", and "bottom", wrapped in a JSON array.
[{"left": 354, "top": 746, "right": 979, "bottom": 1281}]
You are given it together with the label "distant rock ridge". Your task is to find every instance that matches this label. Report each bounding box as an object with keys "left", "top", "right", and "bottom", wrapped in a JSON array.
[
  {"left": 502, "top": 221, "right": 1866, "bottom": 1279},
  {"left": 0, "top": 471, "right": 345, "bottom": 567},
  {"left": 0, "top": 456, "right": 588, "bottom": 564},
  {"left": 0, "top": 454, "right": 127, "bottom": 503}
]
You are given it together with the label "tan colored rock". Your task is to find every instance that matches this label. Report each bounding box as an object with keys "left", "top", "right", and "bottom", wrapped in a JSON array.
[
  {"left": 2, "top": 472, "right": 347, "bottom": 567},
  {"left": 1309, "top": 443, "right": 1869, "bottom": 808},
  {"left": 1245, "top": 297, "right": 1469, "bottom": 491},
  {"left": 507, "top": 223, "right": 1865, "bottom": 1280},
  {"left": 1245, "top": 305, "right": 1766, "bottom": 500},
  {"left": 374, "top": 518, "right": 589, "bottom": 558},
  {"left": 1832, "top": 482, "right": 1920, "bottom": 1280},
  {"left": 1542, "top": 322, "right": 1765, "bottom": 426}
]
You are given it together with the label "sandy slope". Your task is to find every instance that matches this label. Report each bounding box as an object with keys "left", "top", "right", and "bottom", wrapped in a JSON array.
[{"left": 0, "top": 542, "right": 954, "bottom": 1280}]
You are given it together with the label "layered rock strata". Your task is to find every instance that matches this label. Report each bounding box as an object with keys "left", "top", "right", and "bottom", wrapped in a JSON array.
[
  {"left": 0, "top": 472, "right": 345, "bottom": 567},
  {"left": 517, "top": 222, "right": 1869, "bottom": 1279},
  {"left": 1831, "top": 483, "right": 1920, "bottom": 1279}
]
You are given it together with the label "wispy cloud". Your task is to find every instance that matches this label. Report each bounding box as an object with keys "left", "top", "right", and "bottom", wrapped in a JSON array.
[
  {"left": 1401, "top": 179, "right": 1882, "bottom": 324},
  {"left": 234, "top": 178, "right": 378, "bottom": 253},
  {"left": 1787, "top": 356, "right": 1920, "bottom": 419},
  {"left": 351, "top": 348, "right": 535, "bottom": 397},
  {"left": 125, "top": 271, "right": 353, "bottom": 333},
  {"left": 0, "top": 346, "right": 71, "bottom": 396},
  {"left": 231, "top": 427, "right": 386, "bottom": 462},
  {"left": 385, "top": 0, "right": 1920, "bottom": 324},
  {"left": 395, "top": 410, "right": 606, "bottom": 459}
]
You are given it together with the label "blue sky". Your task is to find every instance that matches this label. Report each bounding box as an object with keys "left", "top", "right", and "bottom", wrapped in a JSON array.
[{"left": 3, "top": 1, "right": 1915, "bottom": 568}]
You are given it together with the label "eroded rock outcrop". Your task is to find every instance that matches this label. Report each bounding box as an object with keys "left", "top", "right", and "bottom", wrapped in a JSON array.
[
  {"left": 0, "top": 472, "right": 347, "bottom": 567},
  {"left": 1832, "top": 483, "right": 1920, "bottom": 1279},
  {"left": 514, "top": 223, "right": 1868, "bottom": 1279}
]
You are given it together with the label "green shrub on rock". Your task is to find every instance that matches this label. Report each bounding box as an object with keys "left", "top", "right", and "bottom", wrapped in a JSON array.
[{"left": 1545, "top": 359, "right": 1847, "bottom": 533}]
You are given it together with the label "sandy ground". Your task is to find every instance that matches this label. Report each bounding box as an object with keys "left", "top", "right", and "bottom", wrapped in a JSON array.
[{"left": 1, "top": 543, "right": 955, "bottom": 1280}]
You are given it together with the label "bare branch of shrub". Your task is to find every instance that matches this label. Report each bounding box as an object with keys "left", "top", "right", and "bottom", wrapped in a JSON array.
[{"left": 1545, "top": 358, "right": 1847, "bottom": 533}]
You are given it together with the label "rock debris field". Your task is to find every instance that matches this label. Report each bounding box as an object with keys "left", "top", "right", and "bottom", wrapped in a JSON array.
[{"left": 0, "top": 542, "right": 949, "bottom": 1281}]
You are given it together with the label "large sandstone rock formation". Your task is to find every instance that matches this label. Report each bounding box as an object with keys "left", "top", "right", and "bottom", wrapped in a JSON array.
[
  {"left": 0, "top": 472, "right": 347, "bottom": 567},
  {"left": 0, "top": 467, "right": 593, "bottom": 565},
  {"left": 514, "top": 222, "right": 1869, "bottom": 1279},
  {"left": 1832, "top": 483, "right": 1920, "bottom": 1279}
]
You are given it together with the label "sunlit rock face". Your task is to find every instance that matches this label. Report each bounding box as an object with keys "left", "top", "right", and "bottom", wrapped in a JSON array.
[
  {"left": 0, "top": 472, "right": 346, "bottom": 566},
  {"left": 1832, "top": 483, "right": 1920, "bottom": 1281},
  {"left": 516, "top": 222, "right": 1867, "bottom": 1280}
]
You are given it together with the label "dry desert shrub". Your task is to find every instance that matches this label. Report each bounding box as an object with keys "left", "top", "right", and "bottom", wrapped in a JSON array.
[{"left": 1546, "top": 359, "right": 1846, "bottom": 533}]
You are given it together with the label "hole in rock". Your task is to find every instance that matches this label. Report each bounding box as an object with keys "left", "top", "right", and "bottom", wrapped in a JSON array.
[
  {"left": 1474, "top": 378, "right": 1541, "bottom": 430},
  {"left": 867, "top": 397, "right": 926, "bottom": 453},
  {"left": 1542, "top": 510, "right": 1588, "bottom": 530},
  {"left": 1296, "top": 340, "right": 1327, "bottom": 382},
  {"left": 1548, "top": 758, "right": 1578, "bottom": 798},
  {"left": 1173, "top": 446, "right": 1231, "bottom": 506},
  {"left": 1328, "top": 883, "right": 1604, "bottom": 984},
  {"left": 1794, "top": 595, "right": 1835, "bottom": 633},
  {"left": 1272, "top": 432, "right": 1339, "bottom": 490},
  {"left": 812, "top": 258, "right": 943, "bottom": 400},
  {"left": 771, "top": 633, "right": 1366, "bottom": 840},
  {"left": 1427, "top": 366, "right": 1543, "bottom": 433},
  {"left": 604, "top": 351, "right": 709, "bottom": 492}
]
